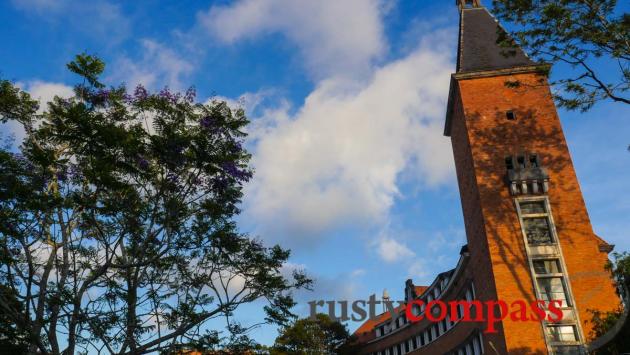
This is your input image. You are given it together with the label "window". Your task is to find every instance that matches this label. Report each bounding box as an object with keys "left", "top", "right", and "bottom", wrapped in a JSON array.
[
  {"left": 518, "top": 199, "right": 555, "bottom": 245},
  {"left": 505, "top": 156, "right": 514, "bottom": 170},
  {"left": 520, "top": 200, "right": 546, "bottom": 214},
  {"left": 533, "top": 259, "right": 561, "bottom": 274},
  {"left": 546, "top": 325, "right": 578, "bottom": 342},
  {"left": 523, "top": 218, "right": 553, "bottom": 244},
  {"left": 506, "top": 110, "right": 516, "bottom": 120},
  {"left": 537, "top": 277, "right": 569, "bottom": 306},
  {"left": 529, "top": 154, "right": 539, "bottom": 167},
  {"left": 517, "top": 155, "right": 526, "bottom": 169}
]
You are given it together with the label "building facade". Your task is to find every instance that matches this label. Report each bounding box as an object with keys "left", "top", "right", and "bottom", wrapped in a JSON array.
[{"left": 352, "top": 1, "right": 621, "bottom": 354}]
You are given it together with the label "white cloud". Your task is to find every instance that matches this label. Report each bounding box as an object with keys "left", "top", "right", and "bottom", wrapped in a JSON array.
[
  {"left": 109, "top": 39, "right": 194, "bottom": 91},
  {"left": 198, "top": 0, "right": 387, "bottom": 79},
  {"left": 376, "top": 238, "right": 415, "bottom": 263},
  {"left": 243, "top": 32, "right": 455, "bottom": 242},
  {"left": 1, "top": 81, "right": 74, "bottom": 144},
  {"left": 26, "top": 81, "right": 75, "bottom": 111},
  {"left": 408, "top": 260, "right": 431, "bottom": 283}
]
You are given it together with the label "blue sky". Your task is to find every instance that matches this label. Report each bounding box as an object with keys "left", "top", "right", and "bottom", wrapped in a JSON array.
[{"left": 2, "top": 0, "right": 629, "bottom": 346}]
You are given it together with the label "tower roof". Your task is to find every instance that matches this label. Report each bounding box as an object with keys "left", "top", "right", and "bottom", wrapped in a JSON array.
[
  {"left": 444, "top": 2, "right": 545, "bottom": 136},
  {"left": 456, "top": 6, "right": 535, "bottom": 73}
]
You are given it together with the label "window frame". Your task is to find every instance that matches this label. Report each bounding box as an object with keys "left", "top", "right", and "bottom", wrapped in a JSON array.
[
  {"left": 515, "top": 196, "right": 586, "bottom": 351},
  {"left": 532, "top": 258, "right": 572, "bottom": 308}
]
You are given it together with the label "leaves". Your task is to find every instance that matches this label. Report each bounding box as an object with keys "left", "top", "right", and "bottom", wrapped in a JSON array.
[
  {"left": 271, "top": 314, "right": 357, "bottom": 355},
  {"left": 67, "top": 53, "right": 106, "bottom": 89},
  {"left": 0, "top": 54, "right": 310, "bottom": 355},
  {"left": 492, "top": 0, "right": 630, "bottom": 111}
]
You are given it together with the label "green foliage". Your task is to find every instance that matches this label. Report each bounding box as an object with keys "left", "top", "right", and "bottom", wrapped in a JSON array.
[
  {"left": 0, "top": 285, "right": 29, "bottom": 353},
  {"left": 270, "top": 314, "right": 358, "bottom": 355},
  {"left": 588, "top": 252, "right": 630, "bottom": 354},
  {"left": 0, "top": 54, "right": 311, "bottom": 354},
  {"left": 492, "top": 0, "right": 629, "bottom": 111},
  {"left": 66, "top": 53, "right": 106, "bottom": 88}
]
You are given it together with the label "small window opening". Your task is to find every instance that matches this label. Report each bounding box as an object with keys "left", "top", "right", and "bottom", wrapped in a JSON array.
[
  {"left": 529, "top": 154, "right": 539, "bottom": 167},
  {"left": 506, "top": 111, "right": 516, "bottom": 120},
  {"left": 517, "top": 156, "right": 525, "bottom": 169},
  {"left": 505, "top": 156, "right": 514, "bottom": 170}
]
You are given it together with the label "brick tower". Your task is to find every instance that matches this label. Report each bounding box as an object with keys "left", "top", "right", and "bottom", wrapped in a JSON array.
[{"left": 445, "top": 0, "right": 620, "bottom": 353}]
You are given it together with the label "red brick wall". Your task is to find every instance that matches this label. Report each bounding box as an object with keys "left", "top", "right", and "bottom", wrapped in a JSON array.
[
  {"left": 451, "top": 71, "right": 620, "bottom": 353},
  {"left": 449, "top": 86, "right": 510, "bottom": 354}
]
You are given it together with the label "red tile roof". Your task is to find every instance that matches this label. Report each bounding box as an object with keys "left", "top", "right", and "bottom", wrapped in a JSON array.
[
  {"left": 414, "top": 286, "right": 429, "bottom": 297},
  {"left": 352, "top": 285, "right": 428, "bottom": 339}
]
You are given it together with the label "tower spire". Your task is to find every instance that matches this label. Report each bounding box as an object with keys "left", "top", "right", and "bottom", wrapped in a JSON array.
[{"left": 455, "top": 2, "right": 535, "bottom": 74}]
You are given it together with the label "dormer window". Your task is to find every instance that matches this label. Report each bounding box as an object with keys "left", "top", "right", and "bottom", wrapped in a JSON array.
[{"left": 529, "top": 154, "right": 539, "bottom": 167}]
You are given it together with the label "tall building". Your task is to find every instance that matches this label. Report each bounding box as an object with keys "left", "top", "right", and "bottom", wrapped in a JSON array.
[{"left": 352, "top": 1, "right": 620, "bottom": 354}]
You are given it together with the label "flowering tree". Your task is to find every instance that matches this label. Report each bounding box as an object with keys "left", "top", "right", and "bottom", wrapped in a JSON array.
[{"left": 0, "top": 54, "right": 310, "bottom": 354}]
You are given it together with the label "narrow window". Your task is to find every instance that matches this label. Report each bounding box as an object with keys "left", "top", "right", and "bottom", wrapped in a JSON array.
[
  {"left": 522, "top": 217, "right": 553, "bottom": 244},
  {"left": 529, "top": 154, "right": 539, "bottom": 167},
  {"left": 518, "top": 199, "right": 554, "bottom": 245},
  {"left": 506, "top": 110, "right": 516, "bottom": 120},
  {"left": 533, "top": 259, "right": 561, "bottom": 274},
  {"left": 536, "top": 277, "right": 569, "bottom": 306},
  {"left": 517, "top": 155, "right": 525, "bottom": 169},
  {"left": 505, "top": 156, "right": 514, "bottom": 170},
  {"left": 519, "top": 200, "right": 546, "bottom": 214},
  {"left": 546, "top": 325, "right": 578, "bottom": 342}
]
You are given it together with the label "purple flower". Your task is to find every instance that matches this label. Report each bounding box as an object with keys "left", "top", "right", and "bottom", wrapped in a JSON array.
[
  {"left": 220, "top": 162, "right": 252, "bottom": 181},
  {"left": 228, "top": 141, "right": 243, "bottom": 154},
  {"left": 137, "top": 156, "right": 149, "bottom": 170},
  {"left": 134, "top": 85, "right": 149, "bottom": 101},
  {"left": 95, "top": 89, "right": 110, "bottom": 100},
  {"left": 184, "top": 87, "right": 196, "bottom": 103},
  {"left": 56, "top": 171, "right": 67, "bottom": 182},
  {"left": 200, "top": 116, "right": 214, "bottom": 128},
  {"left": 123, "top": 93, "right": 134, "bottom": 103},
  {"left": 158, "top": 87, "right": 180, "bottom": 104}
]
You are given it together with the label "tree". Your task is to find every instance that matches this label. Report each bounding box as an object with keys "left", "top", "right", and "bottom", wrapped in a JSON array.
[
  {"left": 270, "top": 314, "right": 357, "bottom": 355},
  {"left": 492, "top": 0, "right": 629, "bottom": 111},
  {"left": 0, "top": 285, "right": 29, "bottom": 353},
  {"left": 0, "top": 54, "right": 311, "bottom": 354},
  {"left": 588, "top": 251, "right": 630, "bottom": 354}
]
